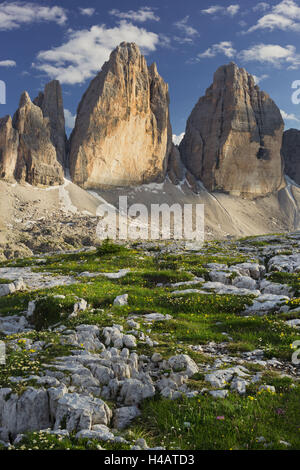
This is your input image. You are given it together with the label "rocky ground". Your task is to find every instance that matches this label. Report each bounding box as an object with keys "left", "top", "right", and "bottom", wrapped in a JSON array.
[{"left": 0, "top": 235, "right": 300, "bottom": 450}]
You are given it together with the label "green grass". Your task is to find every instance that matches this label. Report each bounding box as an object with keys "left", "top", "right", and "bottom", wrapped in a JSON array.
[
  {"left": 131, "top": 386, "right": 300, "bottom": 450},
  {"left": 1, "top": 238, "right": 300, "bottom": 450}
]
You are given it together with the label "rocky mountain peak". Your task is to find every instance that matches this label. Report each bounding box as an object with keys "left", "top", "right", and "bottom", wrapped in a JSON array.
[
  {"left": 179, "top": 62, "right": 285, "bottom": 198},
  {"left": 34, "top": 79, "right": 67, "bottom": 167},
  {"left": 69, "top": 42, "right": 172, "bottom": 189}
]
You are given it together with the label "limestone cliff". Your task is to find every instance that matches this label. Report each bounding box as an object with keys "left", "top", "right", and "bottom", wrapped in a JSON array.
[
  {"left": 282, "top": 128, "right": 300, "bottom": 184},
  {"left": 69, "top": 42, "right": 172, "bottom": 188},
  {"left": 179, "top": 62, "right": 285, "bottom": 198},
  {"left": 13, "top": 92, "right": 64, "bottom": 186},
  {"left": 34, "top": 80, "right": 67, "bottom": 168}
]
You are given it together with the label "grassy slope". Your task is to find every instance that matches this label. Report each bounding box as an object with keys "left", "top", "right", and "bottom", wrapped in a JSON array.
[{"left": 0, "top": 240, "right": 299, "bottom": 450}]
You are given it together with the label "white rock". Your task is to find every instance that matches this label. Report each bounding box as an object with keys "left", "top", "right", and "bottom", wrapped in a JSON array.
[
  {"left": 122, "top": 335, "right": 137, "bottom": 349},
  {"left": 70, "top": 299, "right": 87, "bottom": 317},
  {"left": 286, "top": 319, "right": 300, "bottom": 329},
  {"left": 54, "top": 393, "right": 112, "bottom": 431},
  {"left": 76, "top": 425, "right": 114, "bottom": 442},
  {"left": 259, "top": 385, "right": 276, "bottom": 393},
  {"left": 209, "top": 390, "right": 229, "bottom": 399},
  {"left": 232, "top": 276, "right": 257, "bottom": 290},
  {"left": 0, "top": 387, "right": 51, "bottom": 439},
  {"left": 151, "top": 353, "right": 163, "bottom": 363},
  {"left": 168, "top": 355, "right": 199, "bottom": 377},
  {"left": 113, "top": 406, "right": 141, "bottom": 430},
  {"left": 119, "top": 379, "right": 155, "bottom": 405},
  {"left": 209, "top": 270, "right": 231, "bottom": 284},
  {"left": 113, "top": 294, "right": 128, "bottom": 306},
  {"left": 230, "top": 377, "right": 248, "bottom": 395}
]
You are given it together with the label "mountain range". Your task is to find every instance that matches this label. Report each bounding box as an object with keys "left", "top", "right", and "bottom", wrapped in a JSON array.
[{"left": 0, "top": 41, "right": 300, "bottom": 259}]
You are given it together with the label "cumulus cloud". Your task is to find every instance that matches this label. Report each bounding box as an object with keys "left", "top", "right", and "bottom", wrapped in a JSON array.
[
  {"left": 0, "top": 1, "right": 67, "bottom": 30},
  {"left": 238, "top": 43, "right": 300, "bottom": 69},
  {"left": 253, "top": 2, "right": 270, "bottom": 12},
  {"left": 280, "top": 109, "right": 300, "bottom": 122},
  {"left": 174, "top": 16, "right": 198, "bottom": 38},
  {"left": 252, "top": 73, "right": 269, "bottom": 84},
  {"left": 172, "top": 133, "right": 185, "bottom": 146},
  {"left": 33, "top": 22, "right": 159, "bottom": 85},
  {"left": 193, "top": 40, "right": 300, "bottom": 70},
  {"left": 64, "top": 109, "right": 76, "bottom": 129},
  {"left": 201, "top": 4, "right": 240, "bottom": 16},
  {"left": 197, "top": 41, "right": 237, "bottom": 59},
  {"left": 246, "top": 0, "right": 300, "bottom": 33},
  {"left": 79, "top": 8, "right": 95, "bottom": 17},
  {"left": 0, "top": 60, "right": 16, "bottom": 67},
  {"left": 109, "top": 7, "right": 159, "bottom": 23}
]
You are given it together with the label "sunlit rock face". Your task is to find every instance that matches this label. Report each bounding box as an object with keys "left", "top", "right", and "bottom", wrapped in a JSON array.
[
  {"left": 13, "top": 91, "right": 64, "bottom": 186},
  {"left": 69, "top": 42, "right": 172, "bottom": 189},
  {"left": 0, "top": 115, "right": 19, "bottom": 182}
]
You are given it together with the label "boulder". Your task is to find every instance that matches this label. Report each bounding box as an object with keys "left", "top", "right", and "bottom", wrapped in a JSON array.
[
  {"left": 54, "top": 393, "right": 112, "bottom": 431},
  {"left": 179, "top": 62, "right": 285, "bottom": 197},
  {"left": 0, "top": 387, "right": 51, "bottom": 440},
  {"left": 113, "top": 406, "right": 141, "bottom": 430},
  {"left": 69, "top": 42, "right": 172, "bottom": 188}
]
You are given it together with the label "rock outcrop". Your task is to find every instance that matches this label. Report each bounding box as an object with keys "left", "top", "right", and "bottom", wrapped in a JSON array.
[
  {"left": 34, "top": 80, "right": 67, "bottom": 168},
  {"left": 282, "top": 129, "right": 300, "bottom": 184},
  {"left": 168, "top": 144, "right": 185, "bottom": 185},
  {"left": 69, "top": 42, "right": 172, "bottom": 189},
  {"left": 179, "top": 62, "right": 285, "bottom": 198},
  {"left": 0, "top": 115, "right": 19, "bottom": 181},
  {"left": 12, "top": 91, "right": 64, "bottom": 186}
]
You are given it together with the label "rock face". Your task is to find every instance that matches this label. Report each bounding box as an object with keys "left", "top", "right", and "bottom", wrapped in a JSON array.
[
  {"left": 34, "top": 80, "right": 67, "bottom": 168},
  {"left": 282, "top": 129, "right": 300, "bottom": 184},
  {"left": 168, "top": 144, "right": 185, "bottom": 185},
  {"left": 69, "top": 42, "right": 172, "bottom": 188},
  {"left": 0, "top": 115, "right": 19, "bottom": 181},
  {"left": 12, "top": 92, "right": 64, "bottom": 186},
  {"left": 179, "top": 62, "right": 285, "bottom": 198}
]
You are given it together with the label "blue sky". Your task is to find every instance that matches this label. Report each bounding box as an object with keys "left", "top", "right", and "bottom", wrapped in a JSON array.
[{"left": 1, "top": 0, "right": 300, "bottom": 140}]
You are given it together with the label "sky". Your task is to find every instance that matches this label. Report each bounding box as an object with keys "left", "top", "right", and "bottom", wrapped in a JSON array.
[{"left": 1, "top": 0, "right": 300, "bottom": 141}]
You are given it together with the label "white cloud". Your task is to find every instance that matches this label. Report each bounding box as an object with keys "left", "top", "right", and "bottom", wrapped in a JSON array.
[
  {"left": 0, "top": 1, "right": 67, "bottom": 30},
  {"left": 246, "top": 0, "right": 300, "bottom": 33},
  {"left": 227, "top": 5, "right": 240, "bottom": 16},
  {"left": 280, "top": 109, "right": 300, "bottom": 122},
  {"left": 253, "top": 2, "right": 270, "bottom": 12},
  {"left": 109, "top": 7, "right": 159, "bottom": 23},
  {"left": 173, "top": 133, "right": 185, "bottom": 146},
  {"left": 238, "top": 43, "right": 300, "bottom": 68},
  {"left": 33, "top": 22, "right": 159, "bottom": 85},
  {"left": 201, "top": 4, "right": 240, "bottom": 17},
  {"left": 197, "top": 41, "right": 237, "bottom": 59},
  {"left": 64, "top": 109, "right": 76, "bottom": 129},
  {"left": 0, "top": 59, "right": 16, "bottom": 67},
  {"left": 193, "top": 40, "right": 300, "bottom": 70},
  {"left": 79, "top": 8, "right": 95, "bottom": 17},
  {"left": 174, "top": 16, "right": 198, "bottom": 38},
  {"left": 252, "top": 73, "right": 269, "bottom": 84}
]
